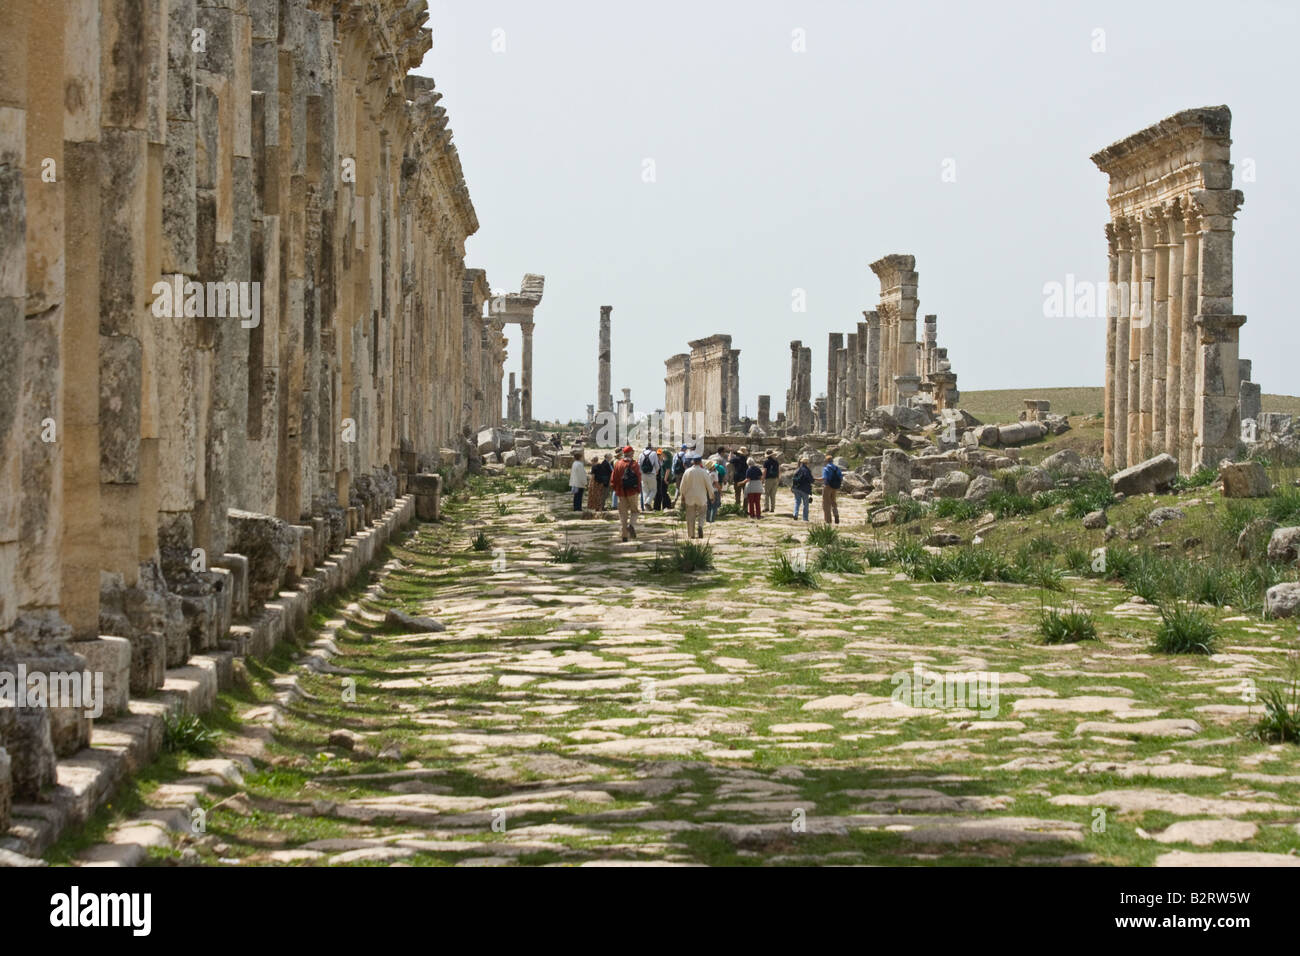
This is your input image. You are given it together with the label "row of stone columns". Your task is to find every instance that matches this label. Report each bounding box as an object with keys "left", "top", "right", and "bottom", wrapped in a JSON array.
[
  {"left": 1094, "top": 107, "right": 1247, "bottom": 474},
  {"left": 0, "top": 0, "right": 492, "bottom": 826}
]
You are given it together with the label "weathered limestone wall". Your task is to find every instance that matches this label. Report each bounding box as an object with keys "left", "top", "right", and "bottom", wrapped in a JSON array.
[
  {"left": 1093, "top": 106, "right": 1247, "bottom": 473},
  {"left": 0, "top": 0, "right": 493, "bottom": 824}
]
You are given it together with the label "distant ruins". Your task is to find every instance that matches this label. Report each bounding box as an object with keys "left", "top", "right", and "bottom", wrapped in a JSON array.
[
  {"left": 1092, "top": 106, "right": 1251, "bottom": 474},
  {"left": 661, "top": 335, "right": 740, "bottom": 441},
  {"left": 0, "top": 0, "right": 536, "bottom": 837}
]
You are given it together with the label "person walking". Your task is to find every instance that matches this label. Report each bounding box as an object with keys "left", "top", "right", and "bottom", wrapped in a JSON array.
[
  {"left": 568, "top": 450, "right": 587, "bottom": 511},
  {"left": 762, "top": 449, "right": 780, "bottom": 513},
  {"left": 670, "top": 444, "right": 689, "bottom": 506},
  {"left": 655, "top": 448, "right": 673, "bottom": 511},
  {"left": 821, "top": 453, "right": 842, "bottom": 525},
  {"left": 791, "top": 455, "right": 813, "bottom": 521},
  {"left": 744, "top": 457, "right": 764, "bottom": 519},
  {"left": 639, "top": 442, "right": 659, "bottom": 510},
  {"left": 611, "top": 445, "right": 641, "bottom": 542},
  {"left": 591, "top": 453, "right": 613, "bottom": 511},
  {"left": 678, "top": 455, "right": 711, "bottom": 539},
  {"left": 729, "top": 446, "right": 748, "bottom": 507},
  {"left": 705, "top": 454, "right": 722, "bottom": 523}
]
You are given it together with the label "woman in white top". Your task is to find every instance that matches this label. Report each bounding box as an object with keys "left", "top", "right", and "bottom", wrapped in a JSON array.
[{"left": 568, "top": 451, "right": 587, "bottom": 512}]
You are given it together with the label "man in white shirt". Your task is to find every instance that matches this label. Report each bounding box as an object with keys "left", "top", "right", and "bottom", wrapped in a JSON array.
[
  {"left": 678, "top": 455, "right": 712, "bottom": 539},
  {"left": 639, "top": 442, "right": 660, "bottom": 509}
]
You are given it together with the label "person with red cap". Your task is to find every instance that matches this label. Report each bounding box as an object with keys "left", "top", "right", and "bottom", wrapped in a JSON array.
[{"left": 610, "top": 445, "right": 641, "bottom": 542}]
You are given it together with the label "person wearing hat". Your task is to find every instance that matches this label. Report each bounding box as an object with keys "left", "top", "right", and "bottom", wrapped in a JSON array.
[
  {"left": 762, "top": 449, "right": 781, "bottom": 513},
  {"left": 591, "top": 452, "right": 614, "bottom": 511},
  {"left": 611, "top": 445, "right": 641, "bottom": 541},
  {"left": 820, "top": 452, "right": 843, "bottom": 525},
  {"left": 791, "top": 455, "right": 814, "bottom": 521},
  {"left": 568, "top": 450, "right": 588, "bottom": 512},
  {"left": 728, "top": 446, "right": 749, "bottom": 508},
  {"left": 678, "top": 454, "right": 711, "bottom": 539}
]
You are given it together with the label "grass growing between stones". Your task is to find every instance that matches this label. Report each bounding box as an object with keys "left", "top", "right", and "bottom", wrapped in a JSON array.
[{"left": 52, "top": 468, "right": 1300, "bottom": 868}]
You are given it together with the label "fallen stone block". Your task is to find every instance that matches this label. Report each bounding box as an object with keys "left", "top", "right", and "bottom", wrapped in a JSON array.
[
  {"left": 1220, "top": 460, "right": 1271, "bottom": 498},
  {"left": 384, "top": 609, "right": 446, "bottom": 633},
  {"left": 1111, "top": 453, "right": 1178, "bottom": 496}
]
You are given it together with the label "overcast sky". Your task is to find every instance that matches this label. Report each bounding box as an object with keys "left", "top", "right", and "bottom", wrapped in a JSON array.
[{"left": 416, "top": 0, "right": 1298, "bottom": 424}]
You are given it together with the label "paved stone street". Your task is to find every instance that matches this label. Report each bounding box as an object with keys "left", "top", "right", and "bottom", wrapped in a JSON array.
[{"left": 64, "top": 474, "right": 1300, "bottom": 867}]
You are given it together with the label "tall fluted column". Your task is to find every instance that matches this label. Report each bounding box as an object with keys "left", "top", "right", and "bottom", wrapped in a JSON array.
[
  {"left": 520, "top": 320, "right": 533, "bottom": 425},
  {"left": 1126, "top": 221, "right": 1142, "bottom": 466},
  {"left": 1191, "top": 188, "right": 1246, "bottom": 469},
  {"left": 864, "top": 311, "right": 880, "bottom": 412},
  {"left": 598, "top": 305, "right": 611, "bottom": 414},
  {"left": 1150, "top": 207, "right": 1170, "bottom": 455},
  {"left": 844, "top": 332, "right": 859, "bottom": 426},
  {"left": 826, "top": 332, "right": 842, "bottom": 433},
  {"left": 1179, "top": 200, "right": 1200, "bottom": 467},
  {"left": 1115, "top": 220, "right": 1132, "bottom": 469},
  {"left": 1138, "top": 211, "right": 1158, "bottom": 459},
  {"left": 1103, "top": 222, "right": 1118, "bottom": 468},
  {"left": 1164, "top": 200, "right": 1184, "bottom": 456}
]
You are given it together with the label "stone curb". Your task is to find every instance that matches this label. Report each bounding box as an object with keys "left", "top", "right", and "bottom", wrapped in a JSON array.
[{"left": 0, "top": 496, "right": 418, "bottom": 865}]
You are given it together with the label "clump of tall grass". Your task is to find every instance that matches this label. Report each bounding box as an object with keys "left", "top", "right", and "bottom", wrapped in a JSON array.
[
  {"left": 470, "top": 530, "right": 492, "bottom": 552},
  {"left": 932, "top": 498, "right": 982, "bottom": 521},
  {"left": 768, "top": 550, "right": 820, "bottom": 588},
  {"left": 1152, "top": 602, "right": 1218, "bottom": 655},
  {"left": 1039, "top": 604, "right": 1098, "bottom": 644}
]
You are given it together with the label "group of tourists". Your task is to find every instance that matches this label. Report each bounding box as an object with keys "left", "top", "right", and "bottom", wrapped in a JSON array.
[{"left": 566, "top": 441, "right": 847, "bottom": 541}]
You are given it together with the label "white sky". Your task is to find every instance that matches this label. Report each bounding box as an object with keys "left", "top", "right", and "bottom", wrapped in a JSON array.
[{"left": 415, "top": 0, "right": 1298, "bottom": 424}]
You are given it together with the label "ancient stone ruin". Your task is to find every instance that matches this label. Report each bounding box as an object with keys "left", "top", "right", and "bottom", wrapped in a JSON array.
[
  {"left": 823, "top": 255, "right": 961, "bottom": 435},
  {"left": 0, "top": 0, "right": 536, "bottom": 842},
  {"left": 661, "top": 334, "right": 739, "bottom": 438},
  {"left": 1092, "top": 105, "right": 1248, "bottom": 474}
]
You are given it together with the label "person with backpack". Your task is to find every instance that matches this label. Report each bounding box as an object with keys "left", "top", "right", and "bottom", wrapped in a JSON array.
[
  {"left": 762, "top": 449, "right": 781, "bottom": 513},
  {"left": 820, "top": 453, "right": 842, "bottom": 525},
  {"left": 670, "top": 443, "right": 689, "bottom": 506},
  {"left": 639, "top": 442, "right": 659, "bottom": 510},
  {"left": 744, "top": 457, "right": 764, "bottom": 519},
  {"left": 728, "top": 447, "right": 748, "bottom": 507},
  {"left": 705, "top": 455, "right": 723, "bottom": 523},
  {"left": 791, "top": 455, "right": 813, "bottom": 521},
  {"left": 591, "top": 453, "right": 613, "bottom": 511},
  {"left": 611, "top": 445, "right": 641, "bottom": 542}
]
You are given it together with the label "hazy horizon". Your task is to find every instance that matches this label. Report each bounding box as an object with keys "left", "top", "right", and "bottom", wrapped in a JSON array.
[{"left": 416, "top": 0, "right": 1298, "bottom": 424}]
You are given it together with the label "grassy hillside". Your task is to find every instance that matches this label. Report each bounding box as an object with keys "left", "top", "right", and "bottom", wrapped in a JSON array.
[{"left": 959, "top": 387, "right": 1300, "bottom": 424}]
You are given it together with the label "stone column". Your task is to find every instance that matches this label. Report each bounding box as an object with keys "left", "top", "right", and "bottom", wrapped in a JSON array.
[
  {"left": 1112, "top": 219, "right": 1130, "bottom": 470},
  {"left": 1138, "top": 211, "right": 1158, "bottom": 460},
  {"left": 598, "top": 305, "right": 611, "bottom": 414},
  {"left": 1126, "top": 220, "right": 1143, "bottom": 466},
  {"left": 787, "top": 341, "right": 801, "bottom": 431},
  {"left": 923, "top": 315, "right": 937, "bottom": 378},
  {"left": 728, "top": 349, "right": 740, "bottom": 430},
  {"left": 1103, "top": 222, "right": 1118, "bottom": 469},
  {"left": 799, "top": 346, "right": 812, "bottom": 430},
  {"left": 520, "top": 320, "right": 533, "bottom": 426},
  {"left": 1164, "top": 201, "right": 1184, "bottom": 456},
  {"left": 864, "top": 311, "right": 880, "bottom": 413},
  {"left": 826, "top": 332, "right": 842, "bottom": 433},
  {"left": 1150, "top": 207, "right": 1170, "bottom": 456},
  {"left": 757, "top": 395, "right": 770, "bottom": 429},
  {"left": 1191, "top": 186, "right": 1246, "bottom": 469},
  {"left": 844, "top": 332, "right": 859, "bottom": 427}
]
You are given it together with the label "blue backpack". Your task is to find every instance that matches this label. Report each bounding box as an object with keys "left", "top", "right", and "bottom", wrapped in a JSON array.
[{"left": 823, "top": 463, "right": 843, "bottom": 489}]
